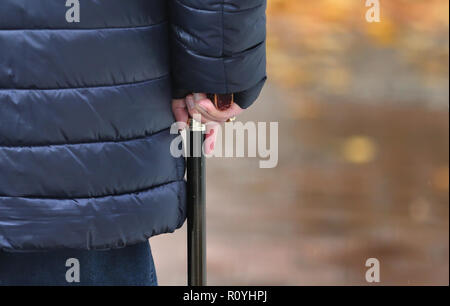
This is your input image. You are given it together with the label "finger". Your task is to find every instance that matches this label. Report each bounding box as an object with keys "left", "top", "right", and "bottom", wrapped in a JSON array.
[
  {"left": 193, "top": 93, "right": 242, "bottom": 120},
  {"left": 196, "top": 98, "right": 243, "bottom": 122},
  {"left": 171, "top": 99, "right": 189, "bottom": 130},
  {"left": 185, "top": 94, "right": 198, "bottom": 118},
  {"left": 186, "top": 94, "right": 217, "bottom": 123}
]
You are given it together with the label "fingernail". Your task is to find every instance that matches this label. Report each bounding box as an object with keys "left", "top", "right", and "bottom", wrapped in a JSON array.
[
  {"left": 186, "top": 96, "right": 195, "bottom": 109},
  {"left": 193, "top": 93, "right": 205, "bottom": 102}
]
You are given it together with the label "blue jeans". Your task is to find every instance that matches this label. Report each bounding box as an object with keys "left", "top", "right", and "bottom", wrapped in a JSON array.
[{"left": 0, "top": 242, "right": 157, "bottom": 286}]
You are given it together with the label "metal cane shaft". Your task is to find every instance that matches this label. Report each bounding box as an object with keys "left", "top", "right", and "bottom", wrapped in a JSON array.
[{"left": 187, "top": 120, "right": 206, "bottom": 286}]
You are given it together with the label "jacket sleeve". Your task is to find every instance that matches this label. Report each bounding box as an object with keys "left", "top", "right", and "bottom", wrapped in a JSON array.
[{"left": 168, "top": 0, "right": 267, "bottom": 109}]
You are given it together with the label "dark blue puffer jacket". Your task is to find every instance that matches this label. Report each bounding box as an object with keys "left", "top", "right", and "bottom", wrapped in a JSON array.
[{"left": 0, "top": 0, "right": 266, "bottom": 251}]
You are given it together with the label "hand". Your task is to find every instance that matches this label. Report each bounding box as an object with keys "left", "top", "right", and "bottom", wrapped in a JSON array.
[{"left": 172, "top": 93, "right": 243, "bottom": 154}]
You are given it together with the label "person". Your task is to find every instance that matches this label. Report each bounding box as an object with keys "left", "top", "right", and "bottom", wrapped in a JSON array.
[{"left": 0, "top": 0, "right": 266, "bottom": 285}]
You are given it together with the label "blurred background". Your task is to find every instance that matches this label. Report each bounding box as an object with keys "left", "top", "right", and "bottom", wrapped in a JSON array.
[{"left": 152, "top": 0, "right": 449, "bottom": 285}]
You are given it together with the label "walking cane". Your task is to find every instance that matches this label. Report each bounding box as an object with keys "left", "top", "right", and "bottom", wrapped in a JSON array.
[
  {"left": 187, "top": 118, "right": 206, "bottom": 286},
  {"left": 187, "top": 94, "right": 234, "bottom": 286}
]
